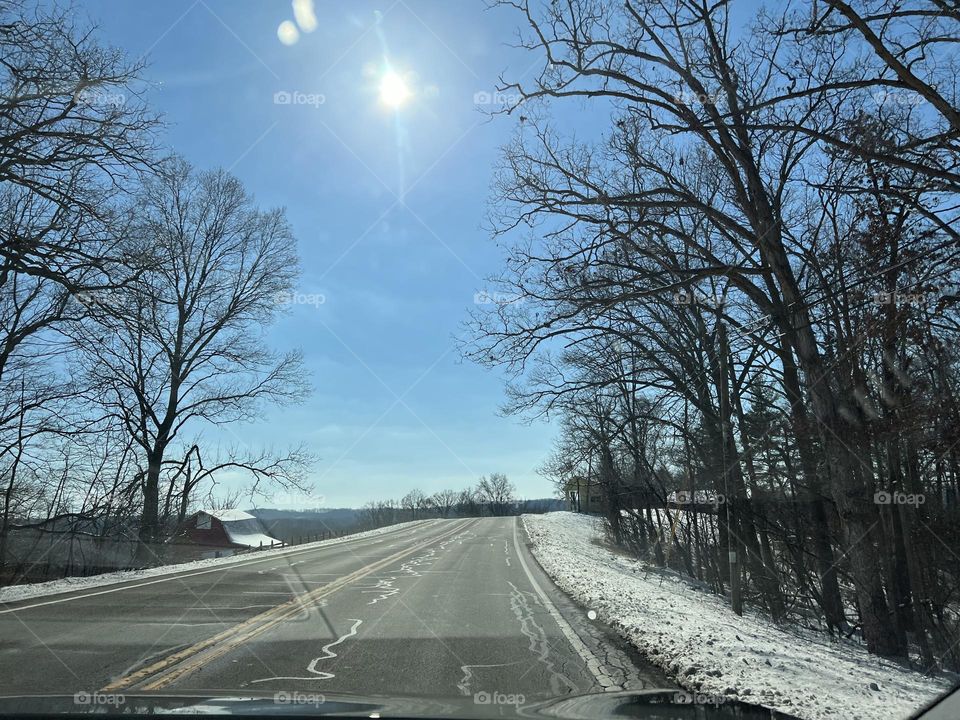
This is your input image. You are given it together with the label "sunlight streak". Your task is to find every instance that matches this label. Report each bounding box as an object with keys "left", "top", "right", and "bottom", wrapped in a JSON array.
[{"left": 379, "top": 71, "right": 411, "bottom": 108}]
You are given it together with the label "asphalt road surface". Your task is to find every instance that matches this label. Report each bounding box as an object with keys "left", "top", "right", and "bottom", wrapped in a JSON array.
[{"left": 0, "top": 517, "right": 671, "bottom": 705}]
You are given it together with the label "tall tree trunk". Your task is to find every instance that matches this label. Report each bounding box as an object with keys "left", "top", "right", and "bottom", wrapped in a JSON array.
[
  {"left": 716, "top": 322, "right": 743, "bottom": 616},
  {"left": 777, "top": 340, "right": 846, "bottom": 631},
  {"left": 757, "top": 215, "right": 901, "bottom": 655},
  {"left": 134, "top": 448, "right": 163, "bottom": 567},
  {"left": 730, "top": 375, "right": 786, "bottom": 621}
]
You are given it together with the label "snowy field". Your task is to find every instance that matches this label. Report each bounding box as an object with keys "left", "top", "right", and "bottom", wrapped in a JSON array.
[
  {"left": 0, "top": 519, "right": 432, "bottom": 605},
  {"left": 522, "top": 512, "right": 950, "bottom": 720}
]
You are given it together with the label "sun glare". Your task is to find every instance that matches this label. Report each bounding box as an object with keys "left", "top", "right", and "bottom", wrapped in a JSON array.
[{"left": 379, "top": 71, "right": 410, "bottom": 108}]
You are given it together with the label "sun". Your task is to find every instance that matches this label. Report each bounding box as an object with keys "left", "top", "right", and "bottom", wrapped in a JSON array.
[{"left": 379, "top": 71, "right": 411, "bottom": 108}]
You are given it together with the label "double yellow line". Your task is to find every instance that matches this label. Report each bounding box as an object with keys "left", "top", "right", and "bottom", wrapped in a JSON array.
[{"left": 103, "top": 519, "right": 474, "bottom": 692}]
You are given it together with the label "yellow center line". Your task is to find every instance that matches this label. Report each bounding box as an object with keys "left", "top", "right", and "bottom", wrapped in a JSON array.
[{"left": 102, "top": 519, "right": 475, "bottom": 692}]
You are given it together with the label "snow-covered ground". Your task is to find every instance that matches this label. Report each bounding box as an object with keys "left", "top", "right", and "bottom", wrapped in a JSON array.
[
  {"left": 522, "top": 511, "right": 950, "bottom": 720},
  {"left": 0, "top": 519, "right": 432, "bottom": 605}
]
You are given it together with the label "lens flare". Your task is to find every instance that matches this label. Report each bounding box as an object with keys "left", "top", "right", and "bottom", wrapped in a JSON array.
[
  {"left": 378, "top": 71, "right": 410, "bottom": 108},
  {"left": 277, "top": 20, "right": 299, "bottom": 46}
]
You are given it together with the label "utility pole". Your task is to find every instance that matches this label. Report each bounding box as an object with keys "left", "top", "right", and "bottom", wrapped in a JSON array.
[{"left": 718, "top": 319, "right": 743, "bottom": 616}]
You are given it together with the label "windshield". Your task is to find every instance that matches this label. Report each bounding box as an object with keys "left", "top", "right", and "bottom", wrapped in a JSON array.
[{"left": 0, "top": 1, "right": 958, "bottom": 719}]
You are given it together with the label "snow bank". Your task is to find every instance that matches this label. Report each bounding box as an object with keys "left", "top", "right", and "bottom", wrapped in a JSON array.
[
  {"left": 522, "top": 512, "right": 949, "bottom": 720},
  {"left": 0, "top": 519, "right": 433, "bottom": 605}
]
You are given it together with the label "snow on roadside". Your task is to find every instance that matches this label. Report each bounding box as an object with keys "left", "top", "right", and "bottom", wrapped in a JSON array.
[
  {"left": 522, "top": 511, "right": 949, "bottom": 720},
  {"left": 0, "top": 519, "right": 433, "bottom": 605}
]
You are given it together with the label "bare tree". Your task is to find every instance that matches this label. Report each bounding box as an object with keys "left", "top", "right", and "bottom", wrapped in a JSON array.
[
  {"left": 456, "top": 487, "right": 481, "bottom": 517},
  {"left": 0, "top": 1, "right": 161, "bottom": 572},
  {"left": 161, "top": 443, "right": 314, "bottom": 528},
  {"left": 73, "top": 158, "right": 309, "bottom": 564},
  {"left": 401, "top": 488, "right": 430, "bottom": 520},
  {"left": 466, "top": 0, "right": 960, "bottom": 658},
  {"left": 476, "top": 473, "right": 515, "bottom": 516},
  {"left": 0, "top": 1, "right": 159, "bottom": 291},
  {"left": 432, "top": 489, "right": 459, "bottom": 518},
  {"left": 360, "top": 499, "right": 399, "bottom": 528}
]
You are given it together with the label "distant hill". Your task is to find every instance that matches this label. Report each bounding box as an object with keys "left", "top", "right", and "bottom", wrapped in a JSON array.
[
  {"left": 246, "top": 500, "right": 566, "bottom": 543},
  {"left": 246, "top": 507, "right": 361, "bottom": 542},
  {"left": 517, "top": 498, "right": 566, "bottom": 513},
  {"left": 248, "top": 507, "right": 359, "bottom": 523}
]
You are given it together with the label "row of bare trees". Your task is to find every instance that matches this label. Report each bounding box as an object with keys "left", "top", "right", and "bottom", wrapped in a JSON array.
[
  {"left": 466, "top": 0, "right": 960, "bottom": 669},
  {"left": 359, "top": 474, "right": 520, "bottom": 526},
  {"left": 0, "top": 3, "right": 312, "bottom": 578}
]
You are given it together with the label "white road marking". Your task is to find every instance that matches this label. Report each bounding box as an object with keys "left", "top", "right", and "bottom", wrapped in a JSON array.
[
  {"left": 356, "top": 548, "right": 437, "bottom": 604},
  {"left": 457, "top": 661, "right": 521, "bottom": 695},
  {"left": 507, "top": 580, "right": 578, "bottom": 696},
  {"left": 0, "top": 522, "right": 443, "bottom": 615},
  {"left": 249, "top": 618, "right": 363, "bottom": 683},
  {"left": 511, "top": 518, "right": 614, "bottom": 689},
  {"left": 201, "top": 605, "right": 276, "bottom": 611},
  {"left": 137, "top": 621, "right": 225, "bottom": 627},
  {"left": 358, "top": 577, "right": 399, "bottom": 604}
]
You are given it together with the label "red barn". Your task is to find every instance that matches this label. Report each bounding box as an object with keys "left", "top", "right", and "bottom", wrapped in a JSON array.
[{"left": 168, "top": 509, "right": 282, "bottom": 560}]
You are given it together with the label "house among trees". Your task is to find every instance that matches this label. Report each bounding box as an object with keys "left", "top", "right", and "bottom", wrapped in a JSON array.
[
  {"left": 564, "top": 477, "right": 603, "bottom": 513},
  {"left": 565, "top": 478, "right": 700, "bottom": 515},
  {"left": 168, "top": 509, "right": 281, "bottom": 560}
]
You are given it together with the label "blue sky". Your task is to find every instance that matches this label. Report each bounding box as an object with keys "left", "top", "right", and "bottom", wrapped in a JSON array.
[{"left": 76, "top": 0, "right": 562, "bottom": 507}]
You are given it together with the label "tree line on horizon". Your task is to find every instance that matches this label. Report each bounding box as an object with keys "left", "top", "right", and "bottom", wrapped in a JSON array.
[{"left": 358, "top": 473, "right": 556, "bottom": 525}]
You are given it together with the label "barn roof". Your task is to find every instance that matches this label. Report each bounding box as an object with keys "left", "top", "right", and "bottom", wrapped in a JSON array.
[
  {"left": 189, "top": 509, "right": 281, "bottom": 548},
  {"left": 199, "top": 508, "right": 256, "bottom": 522}
]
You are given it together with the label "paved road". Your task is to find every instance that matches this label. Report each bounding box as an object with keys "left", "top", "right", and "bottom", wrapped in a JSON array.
[{"left": 0, "top": 517, "right": 670, "bottom": 704}]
